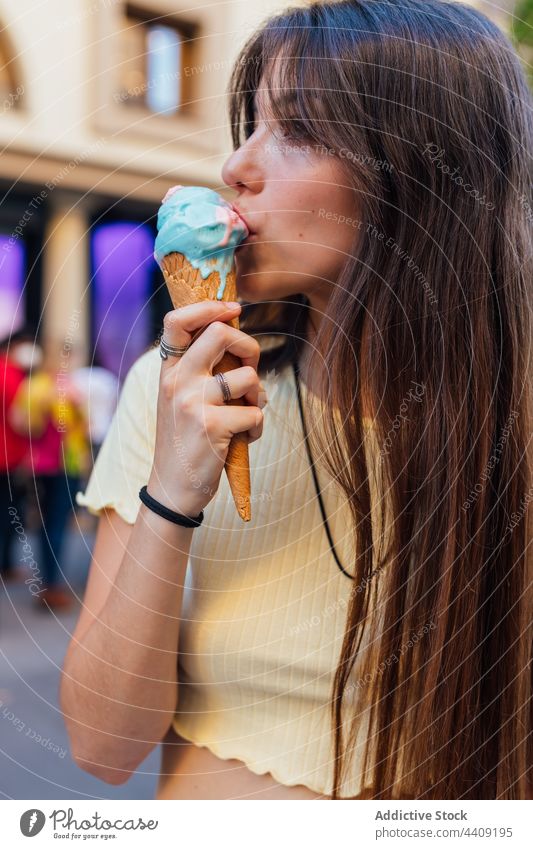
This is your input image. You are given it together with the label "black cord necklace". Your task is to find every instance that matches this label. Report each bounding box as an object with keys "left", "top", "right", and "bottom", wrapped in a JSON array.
[{"left": 291, "top": 359, "right": 353, "bottom": 580}]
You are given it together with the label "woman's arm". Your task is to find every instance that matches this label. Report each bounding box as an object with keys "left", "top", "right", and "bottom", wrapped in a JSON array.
[
  {"left": 60, "top": 299, "right": 264, "bottom": 785},
  {"left": 60, "top": 501, "right": 197, "bottom": 785}
]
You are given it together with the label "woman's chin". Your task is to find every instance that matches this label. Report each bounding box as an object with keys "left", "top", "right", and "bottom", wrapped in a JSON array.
[
  {"left": 236, "top": 284, "right": 282, "bottom": 306},
  {"left": 236, "top": 263, "right": 299, "bottom": 304},
  {"left": 235, "top": 272, "right": 265, "bottom": 303},
  {"left": 237, "top": 290, "right": 266, "bottom": 305},
  {"left": 237, "top": 279, "right": 302, "bottom": 306}
]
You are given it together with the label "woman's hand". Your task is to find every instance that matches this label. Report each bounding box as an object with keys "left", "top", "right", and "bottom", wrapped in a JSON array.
[{"left": 147, "top": 301, "right": 266, "bottom": 517}]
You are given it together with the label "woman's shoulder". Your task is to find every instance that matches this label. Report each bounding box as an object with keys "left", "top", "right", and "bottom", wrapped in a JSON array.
[
  {"left": 123, "top": 345, "right": 161, "bottom": 402},
  {"left": 129, "top": 343, "right": 161, "bottom": 376}
]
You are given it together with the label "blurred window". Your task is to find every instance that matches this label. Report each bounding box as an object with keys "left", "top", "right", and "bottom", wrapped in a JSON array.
[
  {"left": 0, "top": 236, "right": 25, "bottom": 340},
  {"left": 0, "top": 38, "right": 24, "bottom": 110},
  {"left": 90, "top": 222, "right": 156, "bottom": 381},
  {"left": 118, "top": 5, "right": 195, "bottom": 115}
]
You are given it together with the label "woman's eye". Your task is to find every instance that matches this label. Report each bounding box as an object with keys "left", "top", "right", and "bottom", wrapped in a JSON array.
[
  {"left": 274, "top": 123, "right": 296, "bottom": 140},
  {"left": 276, "top": 117, "right": 309, "bottom": 142}
]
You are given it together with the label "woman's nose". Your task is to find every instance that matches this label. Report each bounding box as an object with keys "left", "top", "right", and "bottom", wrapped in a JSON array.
[{"left": 221, "top": 141, "right": 264, "bottom": 195}]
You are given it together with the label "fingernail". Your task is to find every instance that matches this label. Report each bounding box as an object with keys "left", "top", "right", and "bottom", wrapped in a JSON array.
[{"left": 224, "top": 301, "right": 241, "bottom": 309}]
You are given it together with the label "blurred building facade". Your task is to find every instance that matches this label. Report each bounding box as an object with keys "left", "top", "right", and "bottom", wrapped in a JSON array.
[
  {"left": 0, "top": 0, "right": 521, "bottom": 378},
  {"left": 0, "top": 0, "right": 298, "bottom": 378}
]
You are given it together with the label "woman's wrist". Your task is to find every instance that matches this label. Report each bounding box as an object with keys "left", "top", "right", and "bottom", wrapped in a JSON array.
[
  {"left": 137, "top": 501, "right": 196, "bottom": 557},
  {"left": 145, "top": 473, "right": 206, "bottom": 519}
]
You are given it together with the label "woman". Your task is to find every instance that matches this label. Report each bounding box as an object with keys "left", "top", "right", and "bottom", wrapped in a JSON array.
[{"left": 61, "top": 0, "right": 532, "bottom": 799}]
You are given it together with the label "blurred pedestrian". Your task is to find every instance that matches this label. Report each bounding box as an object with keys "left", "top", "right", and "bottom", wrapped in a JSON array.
[
  {"left": 70, "top": 358, "right": 118, "bottom": 460},
  {"left": 0, "top": 330, "right": 38, "bottom": 582},
  {"left": 9, "top": 340, "right": 90, "bottom": 610}
]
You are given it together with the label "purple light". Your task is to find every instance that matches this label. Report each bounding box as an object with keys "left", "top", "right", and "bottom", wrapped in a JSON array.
[
  {"left": 0, "top": 236, "right": 25, "bottom": 340},
  {"left": 91, "top": 222, "right": 155, "bottom": 380}
]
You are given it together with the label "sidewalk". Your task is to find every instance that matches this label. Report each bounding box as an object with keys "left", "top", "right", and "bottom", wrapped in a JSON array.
[{"left": 0, "top": 517, "right": 160, "bottom": 800}]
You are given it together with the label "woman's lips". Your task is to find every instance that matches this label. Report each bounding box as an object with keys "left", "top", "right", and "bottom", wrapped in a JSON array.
[{"left": 231, "top": 204, "right": 256, "bottom": 237}]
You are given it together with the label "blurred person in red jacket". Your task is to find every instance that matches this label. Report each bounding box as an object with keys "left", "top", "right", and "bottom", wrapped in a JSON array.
[
  {"left": 9, "top": 339, "right": 90, "bottom": 610},
  {"left": 0, "top": 329, "right": 39, "bottom": 582}
]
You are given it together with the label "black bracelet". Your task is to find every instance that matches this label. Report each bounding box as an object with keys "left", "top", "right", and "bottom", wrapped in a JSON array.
[{"left": 138, "top": 486, "right": 204, "bottom": 527}]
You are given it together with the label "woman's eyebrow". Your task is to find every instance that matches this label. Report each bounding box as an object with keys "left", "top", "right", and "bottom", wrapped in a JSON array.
[
  {"left": 253, "top": 89, "right": 298, "bottom": 119},
  {"left": 270, "top": 91, "right": 298, "bottom": 110}
]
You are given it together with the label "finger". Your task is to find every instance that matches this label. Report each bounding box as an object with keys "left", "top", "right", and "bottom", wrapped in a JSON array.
[
  {"left": 247, "top": 409, "right": 264, "bottom": 444},
  {"left": 185, "top": 321, "right": 261, "bottom": 375},
  {"left": 161, "top": 301, "right": 241, "bottom": 369},
  {"left": 215, "top": 404, "right": 264, "bottom": 438},
  {"left": 202, "top": 366, "right": 264, "bottom": 407}
]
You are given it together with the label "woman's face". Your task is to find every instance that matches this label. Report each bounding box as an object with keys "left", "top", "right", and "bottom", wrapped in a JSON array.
[{"left": 221, "top": 86, "right": 361, "bottom": 315}]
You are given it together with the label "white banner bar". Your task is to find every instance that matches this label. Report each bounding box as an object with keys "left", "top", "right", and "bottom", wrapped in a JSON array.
[{"left": 2, "top": 799, "right": 532, "bottom": 848}]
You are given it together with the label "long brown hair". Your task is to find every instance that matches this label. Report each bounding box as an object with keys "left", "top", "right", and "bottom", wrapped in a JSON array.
[{"left": 228, "top": 0, "right": 533, "bottom": 799}]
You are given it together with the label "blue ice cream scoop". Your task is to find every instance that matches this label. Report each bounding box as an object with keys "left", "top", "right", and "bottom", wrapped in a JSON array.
[{"left": 154, "top": 185, "right": 249, "bottom": 300}]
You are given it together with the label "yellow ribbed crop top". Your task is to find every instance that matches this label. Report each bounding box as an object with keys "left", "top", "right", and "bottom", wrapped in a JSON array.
[{"left": 76, "top": 344, "right": 383, "bottom": 797}]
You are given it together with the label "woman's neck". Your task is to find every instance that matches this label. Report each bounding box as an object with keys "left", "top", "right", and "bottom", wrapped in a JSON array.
[
  {"left": 297, "top": 311, "right": 324, "bottom": 400},
  {"left": 298, "top": 308, "right": 373, "bottom": 420}
]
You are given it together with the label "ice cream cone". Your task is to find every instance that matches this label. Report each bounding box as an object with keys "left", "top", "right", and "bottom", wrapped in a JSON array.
[{"left": 161, "top": 250, "right": 251, "bottom": 522}]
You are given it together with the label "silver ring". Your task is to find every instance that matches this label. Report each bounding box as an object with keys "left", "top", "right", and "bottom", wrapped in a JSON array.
[
  {"left": 160, "top": 335, "right": 189, "bottom": 360},
  {"left": 214, "top": 371, "right": 232, "bottom": 403}
]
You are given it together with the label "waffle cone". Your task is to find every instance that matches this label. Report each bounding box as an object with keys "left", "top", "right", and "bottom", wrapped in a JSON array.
[{"left": 161, "top": 251, "right": 251, "bottom": 522}]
